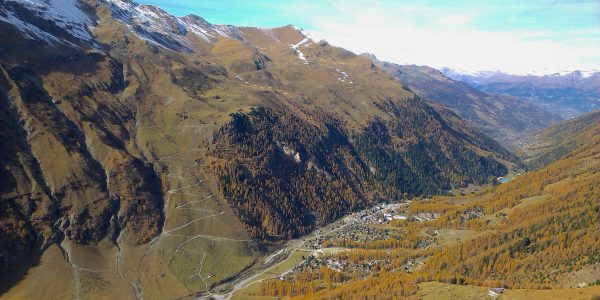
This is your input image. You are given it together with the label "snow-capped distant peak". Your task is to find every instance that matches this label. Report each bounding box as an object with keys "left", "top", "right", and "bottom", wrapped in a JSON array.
[
  {"left": 511, "top": 69, "right": 600, "bottom": 78},
  {"left": 441, "top": 67, "right": 600, "bottom": 78},
  {"left": 575, "top": 70, "right": 599, "bottom": 78},
  {"left": 443, "top": 67, "right": 483, "bottom": 77}
]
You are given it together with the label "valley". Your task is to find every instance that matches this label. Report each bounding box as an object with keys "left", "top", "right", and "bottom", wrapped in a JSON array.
[
  {"left": 366, "top": 56, "right": 563, "bottom": 147},
  {"left": 0, "top": 0, "right": 514, "bottom": 297},
  {"left": 223, "top": 202, "right": 410, "bottom": 300},
  {"left": 0, "top": 0, "right": 598, "bottom": 299},
  {"left": 440, "top": 69, "right": 600, "bottom": 119},
  {"left": 233, "top": 111, "right": 599, "bottom": 300}
]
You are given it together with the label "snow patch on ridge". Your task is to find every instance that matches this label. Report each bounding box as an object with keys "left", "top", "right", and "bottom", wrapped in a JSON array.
[
  {"left": 0, "top": 0, "right": 269, "bottom": 52},
  {"left": 186, "top": 22, "right": 215, "bottom": 42},
  {"left": 330, "top": 67, "right": 353, "bottom": 84},
  {"left": 2, "top": 0, "right": 93, "bottom": 44},
  {"left": 290, "top": 37, "right": 310, "bottom": 63},
  {"left": 0, "top": 10, "right": 60, "bottom": 43}
]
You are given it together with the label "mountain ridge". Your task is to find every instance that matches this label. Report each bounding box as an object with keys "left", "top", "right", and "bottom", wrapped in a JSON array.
[
  {"left": 523, "top": 109, "right": 600, "bottom": 169},
  {"left": 363, "top": 55, "right": 562, "bottom": 146},
  {"left": 0, "top": 0, "right": 519, "bottom": 297},
  {"left": 440, "top": 67, "right": 600, "bottom": 78},
  {"left": 440, "top": 67, "right": 600, "bottom": 118}
]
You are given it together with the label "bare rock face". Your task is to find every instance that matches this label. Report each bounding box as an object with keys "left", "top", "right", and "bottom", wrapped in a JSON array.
[{"left": 253, "top": 51, "right": 271, "bottom": 70}]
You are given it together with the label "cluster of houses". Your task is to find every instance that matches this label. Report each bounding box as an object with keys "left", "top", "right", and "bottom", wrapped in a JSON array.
[
  {"left": 290, "top": 251, "right": 393, "bottom": 279},
  {"left": 350, "top": 203, "right": 409, "bottom": 224},
  {"left": 332, "top": 223, "right": 394, "bottom": 242},
  {"left": 412, "top": 212, "right": 441, "bottom": 222},
  {"left": 353, "top": 202, "right": 445, "bottom": 224},
  {"left": 278, "top": 201, "right": 463, "bottom": 283},
  {"left": 284, "top": 255, "right": 348, "bottom": 279}
]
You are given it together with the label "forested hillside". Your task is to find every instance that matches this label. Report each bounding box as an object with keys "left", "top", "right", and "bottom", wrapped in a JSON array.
[
  {"left": 254, "top": 112, "right": 600, "bottom": 299},
  {"left": 523, "top": 110, "right": 600, "bottom": 169},
  {"left": 209, "top": 102, "right": 510, "bottom": 239},
  {"left": 0, "top": 0, "right": 516, "bottom": 297}
]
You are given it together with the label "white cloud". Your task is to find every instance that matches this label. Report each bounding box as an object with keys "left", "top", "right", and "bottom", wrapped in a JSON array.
[{"left": 301, "top": 2, "right": 600, "bottom": 74}]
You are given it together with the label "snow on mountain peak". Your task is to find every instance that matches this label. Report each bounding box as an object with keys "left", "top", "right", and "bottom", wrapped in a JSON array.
[
  {"left": 2, "top": 0, "right": 339, "bottom": 56},
  {"left": 441, "top": 67, "right": 599, "bottom": 79},
  {"left": 1, "top": 0, "right": 93, "bottom": 45},
  {"left": 99, "top": 0, "right": 248, "bottom": 48},
  {"left": 99, "top": 0, "right": 247, "bottom": 49},
  {"left": 577, "top": 70, "right": 600, "bottom": 78},
  {"left": 0, "top": 0, "right": 248, "bottom": 50}
]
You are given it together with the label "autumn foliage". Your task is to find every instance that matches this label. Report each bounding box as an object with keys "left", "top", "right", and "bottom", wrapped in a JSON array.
[{"left": 256, "top": 127, "right": 599, "bottom": 298}]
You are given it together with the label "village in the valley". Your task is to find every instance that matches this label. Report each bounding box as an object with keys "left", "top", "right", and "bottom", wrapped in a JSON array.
[{"left": 271, "top": 201, "right": 443, "bottom": 281}]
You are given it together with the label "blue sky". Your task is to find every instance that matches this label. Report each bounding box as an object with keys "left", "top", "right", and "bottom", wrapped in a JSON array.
[{"left": 140, "top": 0, "right": 600, "bottom": 74}]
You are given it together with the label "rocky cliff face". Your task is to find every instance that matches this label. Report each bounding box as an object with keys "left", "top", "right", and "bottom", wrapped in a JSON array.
[{"left": 0, "top": 0, "right": 516, "bottom": 295}]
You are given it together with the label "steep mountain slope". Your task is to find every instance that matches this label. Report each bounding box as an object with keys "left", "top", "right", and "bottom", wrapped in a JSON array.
[
  {"left": 441, "top": 68, "right": 600, "bottom": 119},
  {"left": 0, "top": 0, "right": 515, "bottom": 298},
  {"left": 252, "top": 96, "right": 600, "bottom": 300},
  {"left": 364, "top": 56, "right": 562, "bottom": 146},
  {"left": 523, "top": 110, "right": 600, "bottom": 169}
]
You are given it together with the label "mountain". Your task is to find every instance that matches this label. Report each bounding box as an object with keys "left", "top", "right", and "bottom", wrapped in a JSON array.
[
  {"left": 0, "top": 0, "right": 516, "bottom": 298},
  {"left": 248, "top": 96, "right": 600, "bottom": 300},
  {"left": 364, "top": 56, "right": 562, "bottom": 146},
  {"left": 441, "top": 68, "right": 600, "bottom": 119},
  {"left": 522, "top": 109, "right": 600, "bottom": 169}
]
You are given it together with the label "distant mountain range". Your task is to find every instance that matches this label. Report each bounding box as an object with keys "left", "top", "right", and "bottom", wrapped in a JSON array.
[
  {"left": 363, "top": 55, "right": 562, "bottom": 146},
  {"left": 440, "top": 68, "right": 600, "bottom": 119}
]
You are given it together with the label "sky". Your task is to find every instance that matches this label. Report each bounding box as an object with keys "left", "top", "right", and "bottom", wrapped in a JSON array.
[{"left": 139, "top": 0, "right": 600, "bottom": 74}]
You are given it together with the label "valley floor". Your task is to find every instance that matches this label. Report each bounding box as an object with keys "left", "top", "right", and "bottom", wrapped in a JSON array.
[
  {"left": 228, "top": 193, "right": 600, "bottom": 300},
  {"left": 3, "top": 148, "right": 598, "bottom": 300},
  {"left": 228, "top": 136, "right": 599, "bottom": 299}
]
